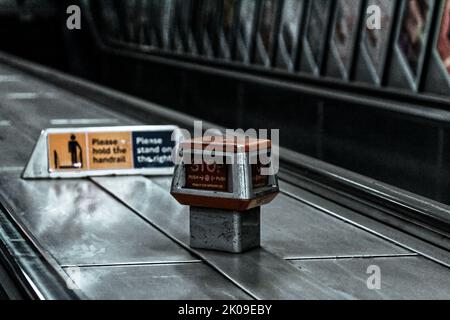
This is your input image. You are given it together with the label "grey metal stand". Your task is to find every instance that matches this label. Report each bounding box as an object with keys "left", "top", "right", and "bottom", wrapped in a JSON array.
[{"left": 189, "top": 206, "right": 261, "bottom": 253}]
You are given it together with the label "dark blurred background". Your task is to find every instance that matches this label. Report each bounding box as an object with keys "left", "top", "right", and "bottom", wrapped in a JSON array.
[{"left": 0, "top": 0, "right": 99, "bottom": 78}]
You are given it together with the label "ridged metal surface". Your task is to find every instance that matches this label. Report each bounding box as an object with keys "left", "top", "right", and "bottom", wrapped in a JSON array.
[
  {"left": 292, "top": 256, "right": 450, "bottom": 299},
  {"left": 0, "top": 174, "right": 198, "bottom": 267},
  {"left": 65, "top": 263, "right": 252, "bottom": 300}
]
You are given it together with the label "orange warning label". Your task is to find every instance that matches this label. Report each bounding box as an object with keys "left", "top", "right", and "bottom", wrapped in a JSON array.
[
  {"left": 46, "top": 128, "right": 175, "bottom": 174},
  {"left": 48, "top": 132, "right": 87, "bottom": 171},
  {"left": 87, "top": 132, "right": 133, "bottom": 170}
]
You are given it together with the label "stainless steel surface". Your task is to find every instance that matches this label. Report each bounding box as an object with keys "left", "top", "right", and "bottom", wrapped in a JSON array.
[
  {"left": 0, "top": 94, "right": 133, "bottom": 135},
  {"left": 0, "top": 173, "right": 198, "bottom": 266},
  {"left": 291, "top": 256, "right": 450, "bottom": 299},
  {"left": 0, "top": 64, "right": 20, "bottom": 75},
  {"left": 0, "top": 69, "right": 140, "bottom": 138},
  {"left": 92, "top": 176, "right": 190, "bottom": 242},
  {"left": 0, "top": 167, "right": 24, "bottom": 173},
  {"left": 92, "top": 176, "right": 416, "bottom": 299},
  {"left": 280, "top": 181, "right": 450, "bottom": 267},
  {"left": 0, "top": 253, "right": 24, "bottom": 299},
  {"left": 93, "top": 176, "right": 339, "bottom": 299},
  {"left": 0, "top": 75, "right": 20, "bottom": 82},
  {"left": 0, "top": 196, "right": 83, "bottom": 300},
  {"left": 151, "top": 176, "right": 173, "bottom": 189},
  {"left": 280, "top": 148, "right": 450, "bottom": 226},
  {"left": 190, "top": 206, "right": 260, "bottom": 253},
  {"left": 49, "top": 119, "right": 120, "bottom": 125},
  {"left": 96, "top": 176, "right": 413, "bottom": 260},
  {"left": 263, "top": 193, "right": 411, "bottom": 258},
  {"left": 6, "top": 92, "right": 57, "bottom": 100},
  {"left": 65, "top": 263, "right": 252, "bottom": 300},
  {"left": 21, "top": 129, "right": 48, "bottom": 179},
  {"left": 0, "top": 126, "right": 34, "bottom": 167},
  {"left": 150, "top": 177, "right": 411, "bottom": 258},
  {"left": 196, "top": 248, "right": 343, "bottom": 299}
]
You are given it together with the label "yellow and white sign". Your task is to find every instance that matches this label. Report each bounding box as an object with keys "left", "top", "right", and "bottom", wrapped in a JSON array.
[
  {"left": 87, "top": 131, "right": 133, "bottom": 171},
  {"left": 48, "top": 132, "right": 88, "bottom": 171}
]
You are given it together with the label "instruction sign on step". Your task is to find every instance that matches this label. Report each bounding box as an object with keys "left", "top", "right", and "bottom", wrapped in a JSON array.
[{"left": 22, "top": 126, "right": 178, "bottom": 179}]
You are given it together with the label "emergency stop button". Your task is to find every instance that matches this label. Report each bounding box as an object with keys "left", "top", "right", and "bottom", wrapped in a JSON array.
[{"left": 170, "top": 135, "right": 279, "bottom": 253}]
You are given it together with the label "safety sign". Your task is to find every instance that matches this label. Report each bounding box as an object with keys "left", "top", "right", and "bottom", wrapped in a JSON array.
[{"left": 22, "top": 125, "right": 178, "bottom": 179}]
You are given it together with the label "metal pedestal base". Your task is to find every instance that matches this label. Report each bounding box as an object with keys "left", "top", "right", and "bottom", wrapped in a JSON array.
[{"left": 189, "top": 206, "right": 261, "bottom": 253}]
